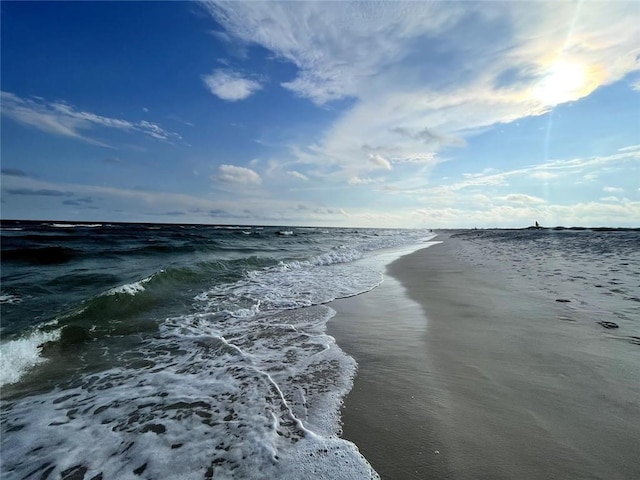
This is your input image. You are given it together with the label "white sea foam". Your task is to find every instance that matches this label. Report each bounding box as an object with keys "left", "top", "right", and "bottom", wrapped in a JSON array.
[
  {"left": 103, "top": 273, "right": 157, "bottom": 296},
  {"left": 0, "top": 293, "right": 23, "bottom": 304},
  {"left": 2, "top": 306, "right": 378, "bottom": 479},
  {"left": 195, "top": 231, "right": 436, "bottom": 317},
  {"left": 0, "top": 329, "right": 60, "bottom": 386},
  {"left": 51, "top": 223, "right": 102, "bottom": 228},
  {"left": 195, "top": 259, "right": 382, "bottom": 316}
]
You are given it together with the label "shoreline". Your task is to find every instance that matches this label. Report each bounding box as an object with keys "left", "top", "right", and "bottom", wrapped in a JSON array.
[{"left": 329, "top": 233, "right": 640, "bottom": 479}]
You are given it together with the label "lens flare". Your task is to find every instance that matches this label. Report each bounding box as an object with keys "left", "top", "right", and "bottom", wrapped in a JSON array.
[{"left": 533, "top": 60, "right": 588, "bottom": 106}]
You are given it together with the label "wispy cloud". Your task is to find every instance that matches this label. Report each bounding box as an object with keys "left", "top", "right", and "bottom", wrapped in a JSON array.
[
  {"left": 618, "top": 144, "right": 640, "bottom": 153},
  {"left": 202, "top": 69, "right": 263, "bottom": 101},
  {"left": 438, "top": 149, "right": 640, "bottom": 194},
  {"left": 412, "top": 200, "right": 640, "bottom": 228},
  {"left": 1, "top": 91, "right": 181, "bottom": 145},
  {"left": 378, "top": 147, "right": 640, "bottom": 222},
  {"left": 286, "top": 170, "right": 309, "bottom": 181},
  {"left": 6, "top": 188, "right": 73, "bottom": 197},
  {"left": 63, "top": 197, "right": 93, "bottom": 206},
  {"left": 202, "top": 2, "right": 464, "bottom": 105},
  {"left": 1, "top": 174, "right": 350, "bottom": 226},
  {"left": 1, "top": 168, "right": 29, "bottom": 177},
  {"left": 391, "top": 126, "right": 466, "bottom": 148},
  {"left": 501, "top": 193, "right": 546, "bottom": 205},
  {"left": 203, "top": 2, "right": 639, "bottom": 180},
  {"left": 215, "top": 164, "right": 262, "bottom": 185},
  {"left": 368, "top": 154, "right": 392, "bottom": 170},
  {"left": 348, "top": 176, "right": 375, "bottom": 185}
]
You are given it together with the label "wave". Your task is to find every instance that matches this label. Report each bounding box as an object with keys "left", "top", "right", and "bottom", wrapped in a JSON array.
[
  {"left": 42, "top": 257, "right": 278, "bottom": 336},
  {"left": 0, "top": 328, "right": 61, "bottom": 386},
  {"left": 192, "top": 237, "right": 431, "bottom": 318},
  {"left": 103, "top": 274, "right": 157, "bottom": 296},
  {"left": 51, "top": 223, "right": 102, "bottom": 228},
  {"left": 1, "top": 305, "right": 378, "bottom": 479},
  {"left": 1, "top": 229, "right": 433, "bottom": 389},
  {"left": 0, "top": 228, "right": 435, "bottom": 478},
  {"left": 0, "top": 293, "right": 23, "bottom": 304}
]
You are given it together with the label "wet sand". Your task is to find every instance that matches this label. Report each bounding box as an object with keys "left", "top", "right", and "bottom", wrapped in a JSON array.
[{"left": 329, "top": 234, "right": 640, "bottom": 480}]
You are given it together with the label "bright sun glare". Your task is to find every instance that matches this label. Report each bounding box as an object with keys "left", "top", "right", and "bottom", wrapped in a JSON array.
[{"left": 533, "top": 60, "right": 588, "bottom": 106}]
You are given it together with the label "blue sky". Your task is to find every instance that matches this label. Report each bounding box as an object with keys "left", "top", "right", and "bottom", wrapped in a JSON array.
[{"left": 1, "top": 1, "right": 639, "bottom": 228}]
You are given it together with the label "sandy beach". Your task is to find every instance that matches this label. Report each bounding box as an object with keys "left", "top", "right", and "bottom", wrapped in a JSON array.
[{"left": 329, "top": 233, "right": 640, "bottom": 480}]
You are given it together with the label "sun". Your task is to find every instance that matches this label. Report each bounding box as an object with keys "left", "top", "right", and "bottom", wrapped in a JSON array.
[{"left": 533, "top": 60, "right": 588, "bottom": 106}]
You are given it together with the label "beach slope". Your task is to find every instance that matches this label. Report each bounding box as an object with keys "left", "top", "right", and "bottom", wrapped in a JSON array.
[{"left": 330, "top": 234, "right": 640, "bottom": 480}]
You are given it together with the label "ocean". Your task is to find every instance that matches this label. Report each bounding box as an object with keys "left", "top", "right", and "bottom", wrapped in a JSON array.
[{"left": 0, "top": 220, "right": 433, "bottom": 480}]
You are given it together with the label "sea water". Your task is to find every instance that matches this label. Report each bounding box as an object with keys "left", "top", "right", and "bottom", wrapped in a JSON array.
[{"left": 0, "top": 221, "right": 433, "bottom": 479}]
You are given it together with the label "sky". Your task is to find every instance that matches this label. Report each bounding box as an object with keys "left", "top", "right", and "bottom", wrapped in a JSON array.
[{"left": 1, "top": 1, "right": 639, "bottom": 228}]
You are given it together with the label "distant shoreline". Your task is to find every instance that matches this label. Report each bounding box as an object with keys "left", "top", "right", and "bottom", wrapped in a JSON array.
[{"left": 2, "top": 219, "right": 638, "bottom": 231}]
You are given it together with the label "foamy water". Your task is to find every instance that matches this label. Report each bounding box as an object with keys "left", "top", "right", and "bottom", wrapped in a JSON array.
[
  {"left": 0, "top": 330, "right": 61, "bottom": 386},
  {"left": 1, "top": 222, "right": 434, "bottom": 479},
  {"left": 3, "top": 307, "right": 378, "bottom": 479}
]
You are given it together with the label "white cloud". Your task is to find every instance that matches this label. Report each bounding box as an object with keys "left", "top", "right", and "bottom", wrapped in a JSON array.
[
  {"left": 216, "top": 164, "right": 262, "bottom": 185},
  {"left": 603, "top": 186, "right": 624, "bottom": 193},
  {"left": 0, "top": 91, "right": 180, "bottom": 144},
  {"left": 348, "top": 176, "right": 375, "bottom": 185},
  {"left": 412, "top": 200, "right": 640, "bottom": 229},
  {"left": 381, "top": 147, "right": 640, "bottom": 218},
  {"left": 617, "top": 144, "right": 640, "bottom": 153},
  {"left": 3, "top": 149, "right": 638, "bottom": 228},
  {"left": 203, "top": 2, "right": 640, "bottom": 180},
  {"left": 286, "top": 170, "right": 309, "bottom": 181},
  {"left": 202, "top": 2, "right": 461, "bottom": 105},
  {"left": 368, "top": 153, "right": 392, "bottom": 170},
  {"left": 437, "top": 149, "right": 639, "bottom": 195},
  {"left": 501, "top": 194, "right": 546, "bottom": 205},
  {"left": 202, "top": 69, "right": 263, "bottom": 101},
  {"left": 600, "top": 196, "right": 620, "bottom": 202},
  {"left": 393, "top": 152, "right": 438, "bottom": 164}
]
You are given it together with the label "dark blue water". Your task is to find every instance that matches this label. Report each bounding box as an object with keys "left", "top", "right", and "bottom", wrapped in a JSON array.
[{"left": 1, "top": 220, "right": 431, "bottom": 480}]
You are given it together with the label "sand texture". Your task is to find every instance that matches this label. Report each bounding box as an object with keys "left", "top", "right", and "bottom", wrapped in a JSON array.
[{"left": 330, "top": 233, "right": 640, "bottom": 480}]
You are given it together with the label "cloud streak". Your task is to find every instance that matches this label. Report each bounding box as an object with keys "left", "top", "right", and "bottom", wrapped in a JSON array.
[
  {"left": 6, "top": 188, "right": 73, "bottom": 197},
  {"left": 286, "top": 170, "right": 309, "bottom": 181},
  {"left": 1, "top": 168, "right": 29, "bottom": 177},
  {"left": 1, "top": 91, "right": 181, "bottom": 145}
]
